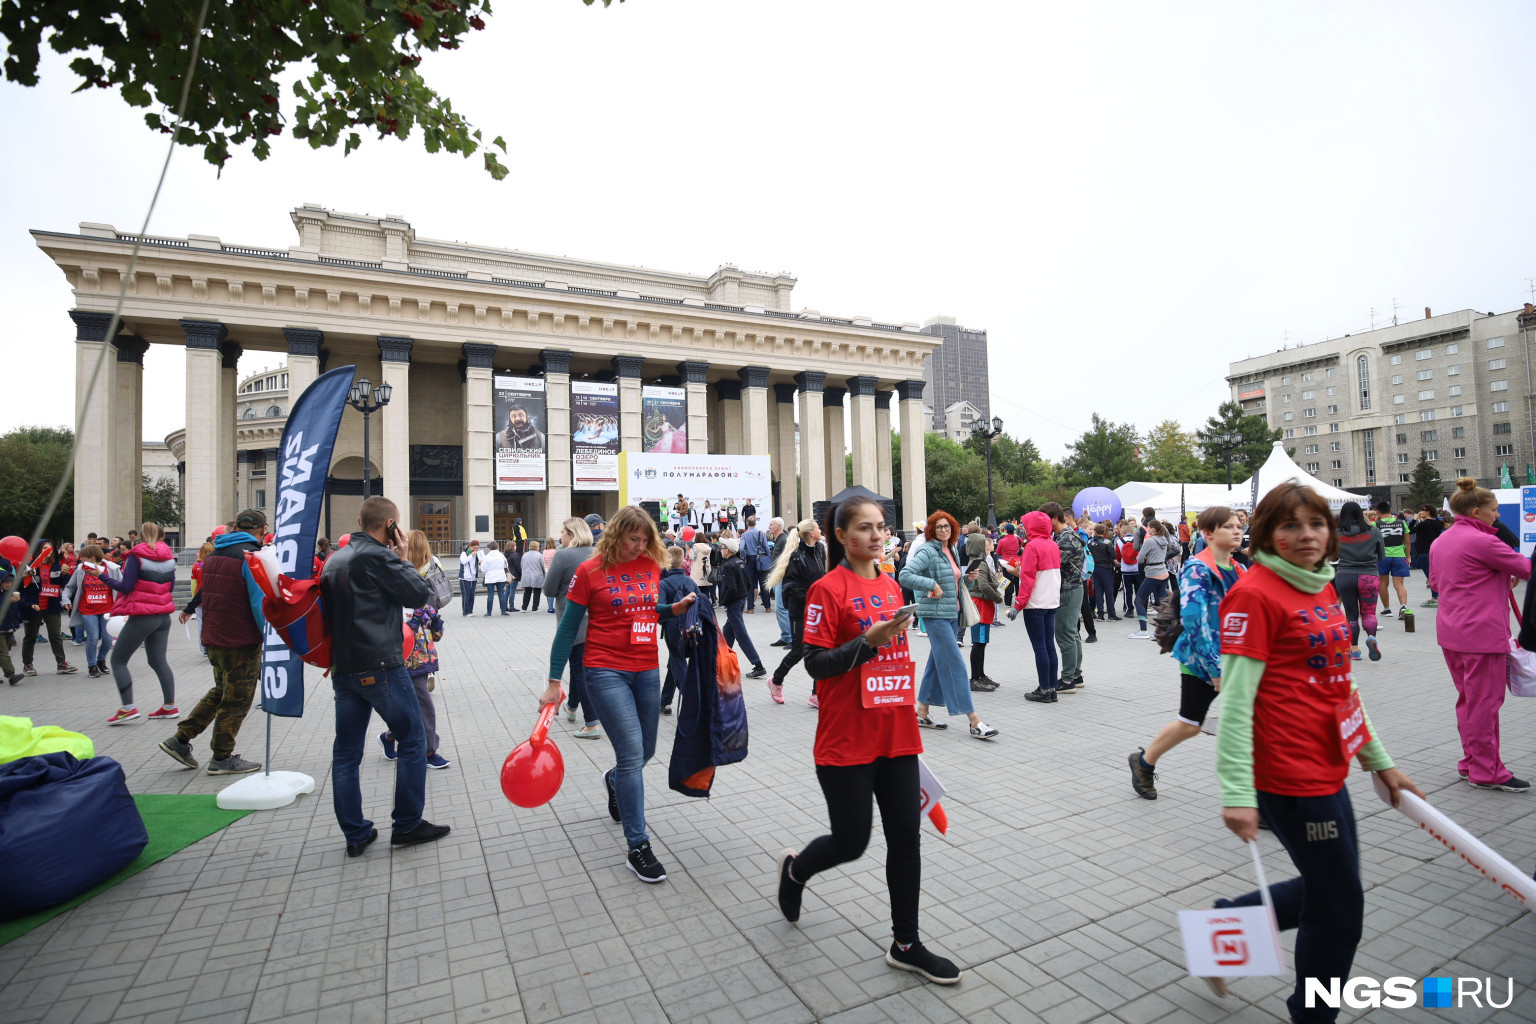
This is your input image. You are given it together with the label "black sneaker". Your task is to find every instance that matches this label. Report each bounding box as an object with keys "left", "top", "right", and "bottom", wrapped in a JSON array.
[
  {"left": 1024, "top": 687, "right": 1057, "bottom": 703},
  {"left": 1056, "top": 678, "right": 1082, "bottom": 694},
  {"left": 747, "top": 664, "right": 767, "bottom": 679},
  {"left": 659, "top": 704, "right": 673, "bottom": 716},
  {"left": 1128, "top": 748, "right": 1157, "bottom": 800},
  {"left": 6, "top": 673, "right": 21, "bottom": 686},
  {"left": 777, "top": 849, "right": 804, "bottom": 923},
  {"left": 603, "top": 769, "right": 621, "bottom": 822},
  {"left": 346, "top": 827, "right": 378, "bottom": 858},
  {"left": 158, "top": 736, "right": 199, "bottom": 770},
  {"left": 1084, "top": 635, "right": 1098, "bottom": 643},
  {"left": 1471, "top": 776, "right": 1532, "bottom": 792},
  {"left": 207, "top": 754, "right": 262, "bottom": 775},
  {"left": 885, "top": 940, "right": 962, "bottom": 984},
  {"left": 626, "top": 841, "right": 667, "bottom": 883},
  {"left": 391, "top": 821, "right": 451, "bottom": 846},
  {"left": 769, "top": 639, "right": 789, "bottom": 648}
]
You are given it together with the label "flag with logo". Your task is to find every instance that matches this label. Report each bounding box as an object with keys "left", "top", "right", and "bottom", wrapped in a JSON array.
[
  {"left": 256, "top": 365, "right": 356, "bottom": 717},
  {"left": 1501, "top": 463, "right": 1515, "bottom": 488}
]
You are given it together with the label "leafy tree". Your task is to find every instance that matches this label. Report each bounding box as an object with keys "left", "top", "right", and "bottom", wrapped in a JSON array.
[
  {"left": 1196, "top": 401, "right": 1282, "bottom": 482},
  {"left": 962, "top": 431, "right": 1043, "bottom": 487},
  {"left": 142, "top": 474, "right": 183, "bottom": 532},
  {"left": 1142, "top": 420, "right": 1210, "bottom": 483},
  {"left": 1061, "top": 414, "right": 1140, "bottom": 489},
  {"left": 1405, "top": 453, "right": 1445, "bottom": 508},
  {"left": 922, "top": 435, "right": 987, "bottom": 526},
  {"left": 0, "top": 426, "right": 73, "bottom": 541},
  {"left": 0, "top": 0, "right": 628, "bottom": 179}
]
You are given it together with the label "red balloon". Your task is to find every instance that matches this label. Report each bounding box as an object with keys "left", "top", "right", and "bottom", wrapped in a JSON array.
[
  {"left": 0, "top": 536, "right": 26, "bottom": 564},
  {"left": 337, "top": 533, "right": 351, "bottom": 548},
  {"left": 501, "top": 698, "right": 566, "bottom": 808},
  {"left": 402, "top": 622, "right": 415, "bottom": 663},
  {"left": 212, "top": 525, "right": 227, "bottom": 537},
  {"left": 263, "top": 533, "right": 274, "bottom": 545}
]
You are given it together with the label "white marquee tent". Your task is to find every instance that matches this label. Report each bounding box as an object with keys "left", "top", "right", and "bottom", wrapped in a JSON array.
[{"left": 1114, "top": 443, "right": 1371, "bottom": 519}]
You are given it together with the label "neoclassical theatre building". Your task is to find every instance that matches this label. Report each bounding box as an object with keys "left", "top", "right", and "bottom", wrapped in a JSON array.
[{"left": 37, "top": 205, "right": 938, "bottom": 545}]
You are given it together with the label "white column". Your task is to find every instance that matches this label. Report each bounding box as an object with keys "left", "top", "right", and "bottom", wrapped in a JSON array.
[
  {"left": 897, "top": 380, "right": 928, "bottom": 531},
  {"left": 823, "top": 386, "right": 847, "bottom": 494},
  {"left": 678, "top": 361, "right": 710, "bottom": 455},
  {"left": 846, "top": 375, "right": 878, "bottom": 490},
  {"left": 69, "top": 312, "right": 119, "bottom": 540},
  {"left": 378, "top": 336, "right": 413, "bottom": 528},
  {"left": 773, "top": 383, "right": 799, "bottom": 523},
  {"left": 875, "top": 389, "right": 894, "bottom": 498},
  {"left": 543, "top": 349, "right": 573, "bottom": 531},
  {"left": 220, "top": 341, "right": 240, "bottom": 524},
  {"left": 283, "top": 327, "right": 325, "bottom": 404},
  {"left": 181, "top": 319, "right": 228, "bottom": 541},
  {"left": 461, "top": 343, "right": 496, "bottom": 542},
  {"left": 236, "top": 451, "right": 252, "bottom": 512},
  {"left": 614, "top": 355, "right": 644, "bottom": 455},
  {"left": 114, "top": 340, "right": 146, "bottom": 530},
  {"left": 717, "top": 381, "right": 744, "bottom": 455},
  {"left": 795, "top": 372, "right": 827, "bottom": 512},
  {"left": 738, "top": 366, "right": 771, "bottom": 458}
]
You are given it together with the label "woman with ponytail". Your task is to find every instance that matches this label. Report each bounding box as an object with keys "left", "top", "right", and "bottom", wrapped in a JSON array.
[
  {"left": 768, "top": 517, "right": 826, "bottom": 706},
  {"left": 1432, "top": 478, "right": 1532, "bottom": 791}
]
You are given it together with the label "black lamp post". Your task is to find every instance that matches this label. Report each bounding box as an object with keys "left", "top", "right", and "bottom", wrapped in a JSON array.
[
  {"left": 1211, "top": 431, "right": 1241, "bottom": 488},
  {"left": 347, "top": 377, "right": 393, "bottom": 499},
  {"left": 974, "top": 414, "right": 1004, "bottom": 528}
]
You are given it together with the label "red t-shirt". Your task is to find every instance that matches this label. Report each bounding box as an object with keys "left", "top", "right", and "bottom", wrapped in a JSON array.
[
  {"left": 567, "top": 555, "right": 663, "bottom": 673},
  {"left": 803, "top": 564, "right": 923, "bottom": 767},
  {"left": 79, "top": 570, "right": 115, "bottom": 615},
  {"left": 1219, "top": 563, "right": 1355, "bottom": 797}
]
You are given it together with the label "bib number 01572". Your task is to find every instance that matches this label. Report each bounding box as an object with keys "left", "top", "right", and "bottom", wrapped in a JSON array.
[{"left": 861, "top": 660, "right": 916, "bottom": 708}]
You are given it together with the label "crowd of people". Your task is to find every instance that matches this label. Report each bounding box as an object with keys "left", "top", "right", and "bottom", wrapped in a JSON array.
[{"left": 7, "top": 474, "right": 1531, "bottom": 1016}]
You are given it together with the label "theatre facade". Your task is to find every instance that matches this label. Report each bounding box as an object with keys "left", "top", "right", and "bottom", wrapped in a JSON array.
[{"left": 37, "top": 205, "right": 935, "bottom": 545}]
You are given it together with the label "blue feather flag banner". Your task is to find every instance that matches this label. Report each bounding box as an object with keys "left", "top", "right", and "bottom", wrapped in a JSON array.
[{"left": 260, "top": 365, "right": 356, "bottom": 717}]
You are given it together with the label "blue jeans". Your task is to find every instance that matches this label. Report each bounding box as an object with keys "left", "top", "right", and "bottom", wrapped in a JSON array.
[
  {"left": 1022, "top": 608, "right": 1058, "bottom": 691},
  {"left": 584, "top": 666, "right": 660, "bottom": 848},
  {"left": 505, "top": 579, "right": 519, "bottom": 611},
  {"left": 331, "top": 666, "right": 427, "bottom": 844},
  {"left": 565, "top": 643, "right": 598, "bottom": 725},
  {"left": 1135, "top": 575, "right": 1169, "bottom": 630},
  {"left": 459, "top": 579, "right": 476, "bottom": 615},
  {"left": 485, "top": 582, "right": 506, "bottom": 614},
  {"left": 722, "top": 599, "right": 762, "bottom": 668},
  {"left": 917, "top": 616, "right": 973, "bottom": 716},
  {"left": 1221, "top": 786, "right": 1362, "bottom": 1023},
  {"left": 774, "top": 583, "right": 791, "bottom": 643},
  {"left": 81, "top": 613, "right": 112, "bottom": 666}
]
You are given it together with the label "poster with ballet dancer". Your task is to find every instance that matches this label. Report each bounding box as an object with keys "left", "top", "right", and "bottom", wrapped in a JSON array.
[
  {"left": 571, "top": 380, "right": 620, "bottom": 490},
  {"left": 641, "top": 385, "right": 688, "bottom": 453}
]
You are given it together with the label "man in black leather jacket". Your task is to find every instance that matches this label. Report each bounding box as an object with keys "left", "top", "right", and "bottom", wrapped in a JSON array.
[{"left": 320, "top": 496, "right": 449, "bottom": 857}]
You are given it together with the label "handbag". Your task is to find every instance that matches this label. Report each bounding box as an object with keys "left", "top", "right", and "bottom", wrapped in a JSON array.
[
  {"left": 1508, "top": 593, "right": 1536, "bottom": 697},
  {"left": 424, "top": 557, "right": 452, "bottom": 611}
]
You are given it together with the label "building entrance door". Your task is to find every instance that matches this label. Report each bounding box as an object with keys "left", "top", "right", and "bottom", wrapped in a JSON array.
[
  {"left": 572, "top": 495, "right": 594, "bottom": 519},
  {"left": 494, "top": 497, "right": 526, "bottom": 541},
  {"left": 417, "top": 499, "right": 453, "bottom": 553}
]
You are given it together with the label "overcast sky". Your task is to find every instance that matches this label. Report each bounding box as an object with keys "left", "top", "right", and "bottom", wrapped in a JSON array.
[{"left": 3, "top": 0, "right": 1532, "bottom": 458}]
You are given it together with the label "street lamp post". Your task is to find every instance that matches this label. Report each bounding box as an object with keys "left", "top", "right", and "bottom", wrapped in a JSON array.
[
  {"left": 347, "top": 377, "right": 393, "bottom": 499},
  {"left": 974, "top": 415, "right": 1004, "bottom": 528},
  {"left": 1212, "top": 431, "right": 1241, "bottom": 488}
]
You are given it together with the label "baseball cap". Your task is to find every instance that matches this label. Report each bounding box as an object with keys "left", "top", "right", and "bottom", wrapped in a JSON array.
[
  {"left": 584, "top": 514, "right": 605, "bottom": 527},
  {"left": 233, "top": 508, "right": 268, "bottom": 532}
]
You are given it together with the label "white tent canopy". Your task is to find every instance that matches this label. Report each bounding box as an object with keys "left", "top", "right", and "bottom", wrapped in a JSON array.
[{"left": 1114, "top": 443, "right": 1371, "bottom": 519}]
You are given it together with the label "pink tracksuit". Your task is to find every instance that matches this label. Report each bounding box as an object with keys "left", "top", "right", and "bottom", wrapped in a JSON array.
[{"left": 1428, "top": 516, "right": 1533, "bottom": 785}]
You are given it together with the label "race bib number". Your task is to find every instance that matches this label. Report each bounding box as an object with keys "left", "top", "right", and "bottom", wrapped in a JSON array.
[
  {"left": 630, "top": 619, "right": 657, "bottom": 645},
  {"left": 861, "top": 659, "right": 916, "bottom": 709},
  {"left": 1334, "top": 691, "right": 1373, "bottom": 762}
]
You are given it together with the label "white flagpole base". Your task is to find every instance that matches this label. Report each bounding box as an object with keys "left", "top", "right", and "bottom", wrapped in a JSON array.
[{"left": 217, "top": 770, "right": 316, "bottom": 810}]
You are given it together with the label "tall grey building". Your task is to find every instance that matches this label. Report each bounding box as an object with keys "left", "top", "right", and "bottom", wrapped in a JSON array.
[
  {"left": 1227, "top": 303, "right": 1536, "bottom": 504},
  {"left": 921, "top": 316, "right": 990, "bottom": 433}
]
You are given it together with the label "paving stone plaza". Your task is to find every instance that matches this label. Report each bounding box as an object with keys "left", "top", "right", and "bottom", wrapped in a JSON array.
[{"left": 3, "top": 596, "right": 1534, "bottom": 1023}]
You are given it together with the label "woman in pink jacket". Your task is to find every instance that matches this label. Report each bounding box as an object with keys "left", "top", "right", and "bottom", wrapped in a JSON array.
[
  {"left": 1429, "top": 478, "right": 1532, "bottom": 791},
  {"left": 1009, "top": 511, "right": 1064, "bottom": 704}
]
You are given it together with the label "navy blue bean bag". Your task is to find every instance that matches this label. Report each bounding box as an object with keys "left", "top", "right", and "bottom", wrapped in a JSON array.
[{"left": 0, "top": 752, "right": 147, "bottom": 918}]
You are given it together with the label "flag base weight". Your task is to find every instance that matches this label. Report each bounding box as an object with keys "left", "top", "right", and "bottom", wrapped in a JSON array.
[{"left": 217, "top": 770, "right": 316, "bottom": 811}]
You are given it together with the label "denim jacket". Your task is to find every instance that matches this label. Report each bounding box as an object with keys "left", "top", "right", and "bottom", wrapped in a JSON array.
[{"left": 1171, "top": 550, "right": 1243, "bottom": 680}]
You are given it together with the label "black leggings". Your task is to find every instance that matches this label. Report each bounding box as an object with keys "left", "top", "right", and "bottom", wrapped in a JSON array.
[
  {"left": 1121, "top": 570, "right": 1141, "bottom": 613},
  {"left": 521, "top": 585, "right": 542, "bottom": 610},
  {"left": 794, "top": 755, "right": 920, "bottom": 944},
  {"left": 773, "top": 596, "right": 814, "bottom": 693}
]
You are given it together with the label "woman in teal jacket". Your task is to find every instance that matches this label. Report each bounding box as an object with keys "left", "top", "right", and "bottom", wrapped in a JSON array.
[{"left": 898, "top": 512, "right": 998, "bottom": 740}]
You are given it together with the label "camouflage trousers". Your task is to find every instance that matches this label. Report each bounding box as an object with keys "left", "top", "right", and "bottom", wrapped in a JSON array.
[{"left": 178, "top": 644, "right": 260, "bottom": 761}]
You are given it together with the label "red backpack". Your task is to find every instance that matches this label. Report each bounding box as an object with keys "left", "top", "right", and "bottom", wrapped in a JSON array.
[{"left": 1119, "top": 540, "right": 1137, "bottom": 564}]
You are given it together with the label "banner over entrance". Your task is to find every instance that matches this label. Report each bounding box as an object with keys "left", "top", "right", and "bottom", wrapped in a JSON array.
[
  {"left": 571, "top": 380, "right": 620, "bottom": 491},
  {"left": 494, "top": 376, "right": 548, "bottom": 491},
  {"left": 620, "top": 453, "right": 772, "bottom": 527}
]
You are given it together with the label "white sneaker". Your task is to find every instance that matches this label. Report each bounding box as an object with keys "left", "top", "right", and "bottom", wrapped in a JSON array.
[{"left": 1127, "top": 630, "right": 1149, "bottom": 640}]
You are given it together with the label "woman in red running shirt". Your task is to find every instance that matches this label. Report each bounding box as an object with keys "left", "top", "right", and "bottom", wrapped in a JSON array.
[
  {"left": 1211, "top": 483, "right": 1421, "bottom": 1020},
  {"left": 542, "top": 506, "right": 695, "bottom": 885},
  {"left": 774, "top": 498, "right": 962, "bottom": 985}
]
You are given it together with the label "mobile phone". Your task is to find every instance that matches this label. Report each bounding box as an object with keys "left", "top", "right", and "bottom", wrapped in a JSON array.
[
  {"left": 386, "top": 519, "right": 403, "bottom": 545},
  {"left": 892, "top": 603, "right": 920, "bottom": 619}
]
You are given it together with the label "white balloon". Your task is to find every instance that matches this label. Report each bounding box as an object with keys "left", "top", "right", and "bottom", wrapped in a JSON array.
[{"left": 105, "top": 615, "right": 127, "bottom": 639}]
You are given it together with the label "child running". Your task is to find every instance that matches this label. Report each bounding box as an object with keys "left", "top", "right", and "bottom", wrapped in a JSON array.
[
  {"left": 775, "top": 497, "right": 962, "bottom": 984},
  {"left": 1128, "top": 506, "right": 1243, "bottom": 799},
  {"left": 1334, "top": 502, "right": 1384, "bottom": 663}
]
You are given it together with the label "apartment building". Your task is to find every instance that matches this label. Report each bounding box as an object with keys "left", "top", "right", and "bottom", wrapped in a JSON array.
[
  {"left": 921, "top": 316, "right": 991, "bottom": 433},
  {"left": 1227, "top": 304, "right": 1536, "bottom": 504}
]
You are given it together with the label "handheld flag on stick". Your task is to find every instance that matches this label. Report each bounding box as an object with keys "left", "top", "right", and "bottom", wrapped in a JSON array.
[{"left": 918, "top": 757, "right": 949, "bottom": 834}]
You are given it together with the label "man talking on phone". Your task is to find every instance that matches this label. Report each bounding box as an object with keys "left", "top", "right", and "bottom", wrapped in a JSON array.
[{"left": 320, "top": 496, "right": 450, "bottom": 856}]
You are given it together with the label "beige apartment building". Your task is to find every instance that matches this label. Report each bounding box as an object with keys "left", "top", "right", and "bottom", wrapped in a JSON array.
[
  {"left": 38, "top": 205, "right": 938, "bottom": 544},
  {"left": 1227, "top": 304, "right": 1536, "bottom": 504}
]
